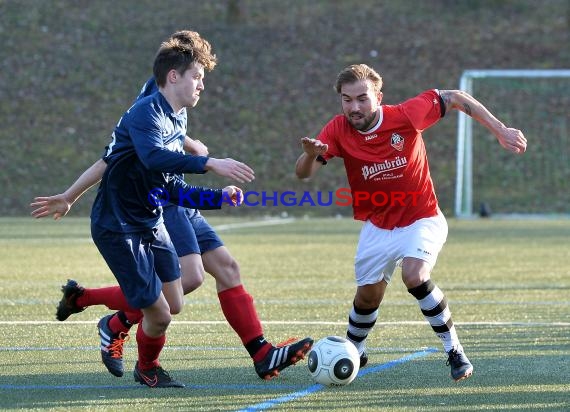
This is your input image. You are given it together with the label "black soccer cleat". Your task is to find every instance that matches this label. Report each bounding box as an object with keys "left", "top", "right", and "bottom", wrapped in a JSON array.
[
  {"left": 97, "top": 314, "right": 129, "bottom": 377},
  {"left": 56, "top": 279, "right": 86, "bottom": 321},
  {"left": 254, "top": 337, "right": 314, "bottom": 380},
  {"left": 134, "top": 361, "right": 186, "bottom": 388},
  {"left": 446, "top": 348, "right": 473, "bottom": 381},
  {"left": 359, "top": 351, "right": 368, "bottom": 368}
]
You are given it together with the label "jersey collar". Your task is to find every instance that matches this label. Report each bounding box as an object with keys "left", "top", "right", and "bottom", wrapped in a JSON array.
[{"left": 357, "top": 106, "right": 383, "bottom": 135}]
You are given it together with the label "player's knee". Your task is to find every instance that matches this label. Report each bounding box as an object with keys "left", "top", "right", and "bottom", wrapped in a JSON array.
[
  {"left": 149, "top": 313, "right": 172, "bottom": 334},
  {"left": 169, "top": 306, "right": 182, "bottom": 316},
  {"left": 181, "top": 264, "right": 205, "bottom": 294},
  {"left": 182, "top": 271, "right": 205, "bottom": 294},
  {"left": 224, "top": 258, "right": 241, "bottom": 283},
  {"left": 211, "top": 257, "right": 241, "bottom": 284},
  {"left": 355, "top": 282, "right": 385, "bottom": 308}
]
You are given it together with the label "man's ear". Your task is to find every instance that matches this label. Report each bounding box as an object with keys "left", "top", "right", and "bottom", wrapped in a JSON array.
[
  {"left": 377, "top": 91, "right": 383, "bottom": 103},
  {"left": 167, "top": 69, "right": 178, "bottom": 84}
]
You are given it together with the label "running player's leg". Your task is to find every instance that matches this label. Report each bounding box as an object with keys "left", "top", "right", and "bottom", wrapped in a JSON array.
[
  {"left": 194, "top": 211, "right": 313, "bottom": 380},
  {"left": 91, "top": 223, "right": 184, "bottom": 386},
  {"left": 400, "top": 211, "right": 472, "bottom": 381},
  {"left": 348, "top": 220, "right": 396, "bottom": 367},
  {"left": 56, "top": 280, "right": 138, "bottom": 321}
]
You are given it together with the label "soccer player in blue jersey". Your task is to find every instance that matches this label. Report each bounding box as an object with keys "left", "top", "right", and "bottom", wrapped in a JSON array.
[
  {"left": 84, "top": 31, "right": 249, "bottom": 388},
  {"left": 31, "top": 30, "right": 313, "bottom": 384}
]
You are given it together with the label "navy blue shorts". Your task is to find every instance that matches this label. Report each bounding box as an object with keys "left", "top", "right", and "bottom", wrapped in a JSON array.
[
  {"left": 162, "top": 205, "right": 224, "bottom": 257},
  {"left": 91, "top": 223, "right": 181, "bottom": 309}
]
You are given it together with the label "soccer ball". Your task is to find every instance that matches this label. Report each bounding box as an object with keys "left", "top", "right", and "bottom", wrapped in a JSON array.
[{"left": 307, "top": 336, "right": 360, "bottom": 386}]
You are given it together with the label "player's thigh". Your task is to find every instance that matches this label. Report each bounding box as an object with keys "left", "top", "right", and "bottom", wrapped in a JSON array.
[
  {"left": 161, "top": 278, "right": 184, "bottom": 315},
  {"left": 190, "top": 211, "right": 224, "bottom": 254},
  {"left": 151, "top": 224, "right": 184, "bottom": 313},
  {"left": 178, "top": 253, "right": 205, "bottom": 293},
  {"left": 163, "top": 205, "right": 201, "bottom": 257},
  {"left": 399, "top": 211, "right": 448, "bottom": 286},
  {"left": 355, "top": 221, "right": 399, "bottom": 286},
  {"left": 91, "top": 224, "right": 162, "bottom": 310}
]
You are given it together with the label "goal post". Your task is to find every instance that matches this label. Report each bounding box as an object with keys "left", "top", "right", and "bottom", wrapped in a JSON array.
[{"left": 454, "top": 69, "right": 570, "bottom": 218}]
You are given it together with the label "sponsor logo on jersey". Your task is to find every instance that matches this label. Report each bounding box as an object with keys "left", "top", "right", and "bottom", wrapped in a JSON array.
[
  {"left": 391, "top": 133, "right": 404, "bottom": 151},
  {"left": 361, "top": 156, "right": 408, "bottom": 180},
  {"left": 364, "top": 133, "right": 378, "bottom": 141}
]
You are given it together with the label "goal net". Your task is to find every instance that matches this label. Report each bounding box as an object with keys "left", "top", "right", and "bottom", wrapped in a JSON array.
[{"left": 454, "top": 69, "right": 570, "bottom": 217}]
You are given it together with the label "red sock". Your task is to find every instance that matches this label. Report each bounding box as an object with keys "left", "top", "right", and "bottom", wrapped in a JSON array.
[
  {"left": 124, "top": 310, "right": 144, "bottom": 325},
  {"left": 136, "top": 326, "right": 165, "bottom": 371},
  {"left": 108, "top": 312, "right": 131, "bottom": 334},
  {"left": 76, "top": 286, "right": 135, "bottom": 312},
  {"left": 252, "top": 342, "right": 272, "bottom": 362},
  {"left": 218, "top": 285, "right": 272, "bottom": 362}
]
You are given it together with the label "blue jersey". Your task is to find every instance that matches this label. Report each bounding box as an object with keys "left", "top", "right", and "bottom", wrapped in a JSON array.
[
  {"left": 91, "top": 89, "right": 223, "bottom": 233},
  {"left": 138, "top": 77, "right": 159, "bottom": 100}
]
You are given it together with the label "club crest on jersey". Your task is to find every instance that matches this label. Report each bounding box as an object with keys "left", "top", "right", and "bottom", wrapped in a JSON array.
[{"left": 391, "top": 133, "right": 404, "bottom": 151}]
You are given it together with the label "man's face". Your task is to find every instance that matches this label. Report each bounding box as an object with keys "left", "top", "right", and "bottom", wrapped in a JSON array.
[
  {"left": 340, "top": 80, "right": 382, "bottom": 131},
  {"left": 176, "top": 62, "right": 205, "bottom": 109}
]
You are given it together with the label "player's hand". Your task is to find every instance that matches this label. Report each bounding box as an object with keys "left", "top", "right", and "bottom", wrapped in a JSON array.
[
  {"left": 30, "top": 194, "right": 72, "bottom": 220},
  {"left": 301, "top": 137, "right": 328, "bottom": 157},
  {"left": 222, "top": 185, "right": 243, "bottom": 206},
  {"left": 186, "top": 138, "right": 209, "bottom": 156},
  {"left": 496, "top": 127, "right": 527, "bottom": 154},
  {"left": 205, "top": 158, "right": 255, "bottom": 183}
]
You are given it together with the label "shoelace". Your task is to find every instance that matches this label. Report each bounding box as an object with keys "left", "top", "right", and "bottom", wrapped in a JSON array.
[
  {"left": 108, "top": 332, "right": 129, "bottom": 359},
  {"left": 275, "top": 337, "right": 297, "bottom": 348},
  {"left": 446, "top": 350, "right": 460, "bottom": 366}
]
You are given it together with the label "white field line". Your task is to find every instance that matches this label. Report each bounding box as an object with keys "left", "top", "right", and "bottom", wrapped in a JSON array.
[
  {"left": 1, "top": 320, "right": 569, "bottom": 326},
  {"left": 3, "top": 218, "right": 297, "bottom": 243}
]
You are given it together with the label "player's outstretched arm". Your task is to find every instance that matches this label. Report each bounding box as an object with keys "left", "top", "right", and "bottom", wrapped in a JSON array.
[
  {"left": 204, "top": 158, "right": 255, "bottom": 183},
  {"left": 30, "top": 159, "right": 107, "bottom": 220},
  {"left": 439, "top": 89, "right": 527, "bottom": 154},
  {"left": 295, "top": 137, "right": 328, "bottom": 179}
]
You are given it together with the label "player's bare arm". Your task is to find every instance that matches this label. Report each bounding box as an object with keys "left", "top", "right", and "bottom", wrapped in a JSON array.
[
  {"left": 30, "top": 158, "right": 107, "bottom": 220},
  {"left": 204, "top": 158, "right": 255, "bottom": 183},
  {"left": 184, "top": 135, "right": 209, "bottom": 156},
  {"left": 439, "top": 89, "right": 527, "bottom": 154},
  {"left": 295, "top": 137, "right": 328, "bottom": 179}
]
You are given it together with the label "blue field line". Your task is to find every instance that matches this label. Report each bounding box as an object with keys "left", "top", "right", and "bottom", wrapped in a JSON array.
[
  {"left": 236, "top": 348, "right": 438, "bottom": 412},
  {"left": 0, "top": 383, "right": 303, "bottom": 391}
]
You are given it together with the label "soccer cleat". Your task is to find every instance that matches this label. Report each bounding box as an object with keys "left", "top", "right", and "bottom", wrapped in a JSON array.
[
  {"left": 446, "top": 348, "right": 473, "bottom": 381},
  {"left": 359, "top": 351, "right": 368, "bottom": 368},
  {"left": 97, "top": 314, "right": 129, "bottom": 377},
  {"left": 254, "top": 337, "right": 314, "bottom": 380},
  {"left": 56, "top": 279, "right": 85, "bottom": 321},
  {"left": 134, "top": 361, "right": 186, "bottom": 388}
]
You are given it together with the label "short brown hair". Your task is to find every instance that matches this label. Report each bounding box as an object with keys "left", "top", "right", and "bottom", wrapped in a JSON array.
[
  {"left": 334, "top": 64, "right": 383, "bottom": 94},
  {"left": 153, "top": 30, "right": 217, "bottom": 87}
]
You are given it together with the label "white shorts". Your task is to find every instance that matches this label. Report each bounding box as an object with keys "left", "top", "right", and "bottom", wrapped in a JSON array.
[{"left": 354, "top": 211, "right": 448, "bottom": 286}]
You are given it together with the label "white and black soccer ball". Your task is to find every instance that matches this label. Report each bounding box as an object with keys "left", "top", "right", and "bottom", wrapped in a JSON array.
[{"left": 307, "top": 336, "right": 360, "bottom": 386}]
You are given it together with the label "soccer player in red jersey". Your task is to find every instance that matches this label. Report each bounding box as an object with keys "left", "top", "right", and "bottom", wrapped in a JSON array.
[{"left": 295, "top": 64, "right": 526, "bottom": 381}]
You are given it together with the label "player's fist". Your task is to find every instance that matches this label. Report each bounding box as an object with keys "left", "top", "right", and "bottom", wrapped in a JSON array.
[
  {"left": 222, "top": 185, "right": 243, "bottom": 206},
  {"left": 497, "top": 127, "right": 527, "bottom": 154}
]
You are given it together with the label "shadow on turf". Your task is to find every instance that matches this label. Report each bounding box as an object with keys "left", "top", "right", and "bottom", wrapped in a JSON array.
[{"left": 1, "top": 351, "right": 567, "bottom": 410}]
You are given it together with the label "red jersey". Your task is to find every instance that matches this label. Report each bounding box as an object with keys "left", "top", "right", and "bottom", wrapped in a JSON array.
[{"left": 318, "top": 89, "right": 444, "bottom": 229}]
